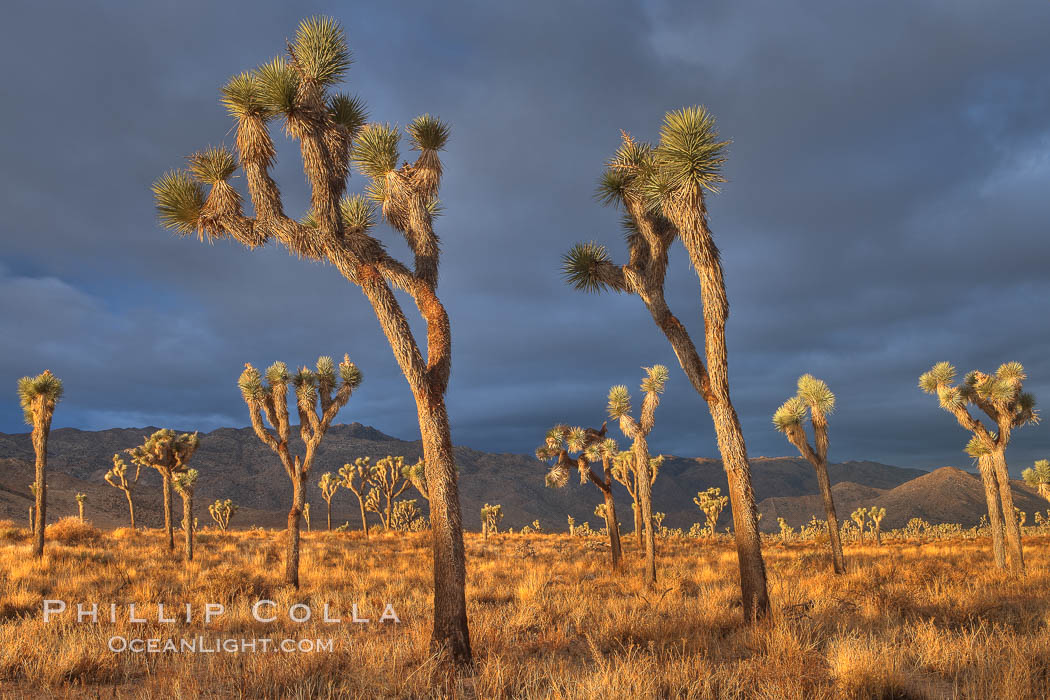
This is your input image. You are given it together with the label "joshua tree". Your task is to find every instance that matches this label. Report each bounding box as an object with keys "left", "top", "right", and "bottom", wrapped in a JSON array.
[
  {"left": 172, "top": 469, "right": 198, "bottom": 562},
  {"left": 365, "top": 456, "right": 410, "bottom": 530},
  {"left": 239, "top": 354, "right": 361, "bottom": 587},
  {"left": 1022, "top": 460, "right": 1050, "bottom": 502},
  {"left": 339, "top": 457, "right": 374, "bottom": 537},
  {"left": 390, "top": 499, "right": 423, "bottom": 531},
  {"left": 607, "top": 365, "right": 668, "bottom": 587},
  {"left": 537, "top": 424, "right": 623, "bottom": 570},
  {"left": 920, "top": 361, "right": 1039, "bottom": 573},
  {"left": 152, "top": 16, "right": 471, "bottom": 662},
  {"left": 851, "top": 508, "right": 867, "bottom": 543},
  {"left": 126, "top": 429, "right": 199, "bottom": 552},
  {"left": 611, "top": 451, "right": 663, "bottom": 545},
  {"left": 303, "top": 502, "right": 312, "bottom": 532},
  {"left": 209, "top": 499, "right": 238, "bottom": 532},
  {"left": 105, "top": 455, "right": 141, "bottom": 528},
  {"left": 772, "top": 375, "right": 846, "bottom": 574},
  {"left": 75, "top": 493, "right": 86, "bottom": 522},
  {"left": 18, "top": 370, "right": 63, "bottom": 558},
  {"left": 693, "top": 487, "right": 729, "bottom": 537},
  {"left": 868, "top": 507, "right": 886, "bottom": 546},
  {"left": 318, "top": 472, "right": 340, "bottom": 531},
  {"left": 562, "top": 108, "right": 769, "bottom": 619},
  {"left": 481, "top": 503, "right": 503, "bottom": 539}
]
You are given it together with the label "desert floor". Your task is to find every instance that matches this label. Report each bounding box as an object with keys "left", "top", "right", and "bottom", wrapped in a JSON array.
[{"left": 0, "top": 520, "right": 1048, "bottom": 699}]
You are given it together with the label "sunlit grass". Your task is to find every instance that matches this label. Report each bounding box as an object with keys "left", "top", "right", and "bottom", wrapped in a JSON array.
[{"left": 0, "top": 519, "right": 1047, "bottom": 698}]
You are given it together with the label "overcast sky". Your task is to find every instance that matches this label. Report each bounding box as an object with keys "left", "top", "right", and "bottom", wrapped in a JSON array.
[{"left": 1, "top": 1, "right": 1048, "bottom": 471}]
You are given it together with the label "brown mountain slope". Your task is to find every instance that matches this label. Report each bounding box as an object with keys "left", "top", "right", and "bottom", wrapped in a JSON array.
[
  {"left": 0, "top": 424, "right": 968, "bottom": 531},
  {"left": 759, "top": 466, "right": 1050, "bottom": 531}
]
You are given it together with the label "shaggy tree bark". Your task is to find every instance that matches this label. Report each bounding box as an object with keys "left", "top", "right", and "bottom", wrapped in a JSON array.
[
  {"left": 977, "top": 455, "right": 1007, "bottom": 569},
  {"left": 32, "top": 427, "right": 48, "bottom": 558},
  {"left": 182, "top": 490, "right": 194, "bottom": 562},
  {"left": 990, "top": 449, "right": 1024, "bottom": 573},
  {"left": 162, "top": 475, "right": 174, "bottom": 550}
]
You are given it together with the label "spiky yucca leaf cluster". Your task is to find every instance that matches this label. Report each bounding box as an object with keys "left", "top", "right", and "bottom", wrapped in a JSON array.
[
  {"left": 772, "top": 396, "right": 807, "bottom": 432},
  {"left": 351, "top": 123, "right": 400, "bottom": 181},
  {"left": 407, "top": 114, "right": 450, "bottom": 152},
  {"left": 797, "top": 374, "right": 835, "bottom": 414},
  {"left": 152, "top": 172, "right": 206, "bottom": 235},
  {"left": 221, "top": 73, "right": 268, "bottom": 118},
  {"left": 257, "top": 57, "right": 299, "bottom": 115},
  {"left": 641, "top": 365, "right": 669, "bottom": 395},
  {"left": 17, "top": 370, "right": 63, "bottom": 426},
  {"left": 607, "top": 385, "right": 631, "bottom": 419},
  {"left": 187, "top": 146, "right": 237, "bottom": 184},
  {"left": 562, "top": 242, "right": 615, "bottom": 293},
  {"left": 292, "top": 16, "right": 352, "bottom": 86},
  {"left": 172, "top": 468, "right": 199, "bottom": 494},
  {"left": 652, "top": 106, "right": 729, "bottom": 198},
  {"left": 919, "top": 361, "right": 1039, "bottom": 435},
  {"left": 329, "top": 93, "right": 368, "bottom": 133}
]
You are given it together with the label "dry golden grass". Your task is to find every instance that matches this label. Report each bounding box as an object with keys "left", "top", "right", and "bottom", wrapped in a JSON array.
[{"left": 0, "top": 522, "right": 1048, "bottom": 698}]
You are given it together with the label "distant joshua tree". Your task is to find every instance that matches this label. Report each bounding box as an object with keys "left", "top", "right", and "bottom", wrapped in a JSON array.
[
  {"left": 318, "top": 472, "right": 340, "bottom": 531},
  {"left": 239, "top": 354, "right": 361, "bottom": 587},
  {"left": 851, "top": 508, "right": 868, "bottom": 543},
  {"left": 772, "top": 375, "right": 846, "bottom": 574},
  {"left": 537, "top": 424, "right": 623, "bottom": 570},
  {"left": 152, "top": 16, "right": 472, "bottom": 663},
  {"left": 126, "top": 429, "right": 200, "bottom": 552},
  {"left": 365, "top": 456, "right": 410, "bottom": 531},
  {"left": 18, "top": 370, "right": 63, "bottom": 558},
  {"left": 607, "top": 366, "right": 668, "bottom": 587},
  {"left": 562, "top": 108, "right": 769, "bottom": 619},
  {"left": 1022, "top": 460, "right": 1050, "bottom": 502},
  {"left": 868, "top": 507, "right": 886, "bottom": 546},
  {"left": 693, "top": 487, "right": 728, "bottom": 537},
  {"left": 75, "top": 493, "right": 86, "bottom": 522},
  {"left": 105, "top": 455, "right": 141, "bottom": 528},
  {"left": 611, "top": 451, "right": 664, "bottom": 545},
  {"left": 339, "top": 458, "right": 374, "bottom": 537},
  {"left": 208, "top": 499, "right": 238, "bottom": 532},
  {"left": 172, "top": 469, "right": 198, "bottom": 562},
  {"left": 481, "top": 503, "right": 503, "bottom": 539},
  {"left": 303, "top": 502, "right": 312, "bottom": 532},
  {"left": 920, "top": 361, "right": 1039, "bottom": 573}
]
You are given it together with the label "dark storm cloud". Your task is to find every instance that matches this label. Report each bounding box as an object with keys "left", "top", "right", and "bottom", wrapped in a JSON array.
[{"left": 1, "top": 1, "right": 1048, "bottom": 472}]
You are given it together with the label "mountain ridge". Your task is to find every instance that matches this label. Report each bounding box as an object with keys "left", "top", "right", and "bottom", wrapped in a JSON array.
[{"left": 0, "top": 424, "right": 1043, "bottom": 532}]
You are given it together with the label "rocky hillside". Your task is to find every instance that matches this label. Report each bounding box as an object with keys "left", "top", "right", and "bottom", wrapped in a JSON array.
[{"left": 2, "top": 424, "right": 1042, "bottom": 532}]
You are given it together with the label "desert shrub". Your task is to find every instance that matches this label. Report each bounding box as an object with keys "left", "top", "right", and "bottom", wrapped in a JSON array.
[
  {"left": 45, "top": 517, "right": 102, "bottom": 546},
  {"left": 0, "top": 520, "right": 26, "bottom": 543}
]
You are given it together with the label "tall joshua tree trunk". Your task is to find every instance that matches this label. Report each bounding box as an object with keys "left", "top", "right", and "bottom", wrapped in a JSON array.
[
  {"left": 633, "top": 503, "right": 642, "bottom": 546},
  {"left": 600, "top": 486, "right": 623, "bottom": 569},
  {"left": 633, "top": 440, "right": 656, "bottom": 586},
  {"left": 991, "top": 449, "right": 1024, "bottom": 573},
  {"left": 32, "top": 429, "right": 47, "bottom": 558},
  {"left": 127, "top": 492, "right": 137, "bottom": 530},
  {"left": 288, "top": 475, "right": 305, "bottom": 586},
  {"left": 683, "top": 217, "right": 768, "bottom": 616},
  {"left": 417, "top": 392, "right": 470, "bottom": 656},
  {"left": 813, "top": 459, "right": 845, "bottom": 573},
  {"left": 182, "top": 490, "right": 194, "bottom": 562},
  {"left": 163, "top": 473, "right": 174, "bottom": 551},
  {"left": 977, "top": 455, "right": 1007, "bottom": 569}
]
